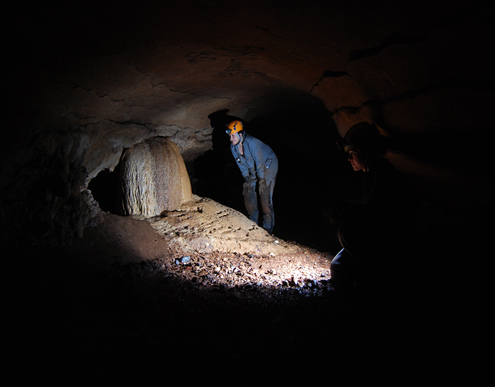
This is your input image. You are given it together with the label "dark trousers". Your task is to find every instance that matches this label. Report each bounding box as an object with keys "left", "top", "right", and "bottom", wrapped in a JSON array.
[
  {"left": 243, "top": 161, "right": 278, "bottom": 233},
  {"left": 330, "top": 219, "right": 416, "bottom": 295}
]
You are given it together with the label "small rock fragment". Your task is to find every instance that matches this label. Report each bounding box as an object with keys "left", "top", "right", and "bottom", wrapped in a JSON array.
[{"left": 175, "top": 256, "right": 191, "bottom": 265}]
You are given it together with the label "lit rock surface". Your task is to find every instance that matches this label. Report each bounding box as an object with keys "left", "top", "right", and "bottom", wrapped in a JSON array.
[
  {"left": 149, "top": 195, "right": 308, "bottom": 256},
  {"left": 69, "top": 194, "right": 333, "bottom": 291},
  {"left": 120, "top": 137, "right": 193, "bottom": 217}
]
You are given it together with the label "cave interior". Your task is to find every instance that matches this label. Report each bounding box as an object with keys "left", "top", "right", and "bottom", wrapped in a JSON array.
[{"left": 4, "top": 0, "right": 493, "bottom": 384}]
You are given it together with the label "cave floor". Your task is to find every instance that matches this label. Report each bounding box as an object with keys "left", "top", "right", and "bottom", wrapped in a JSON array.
[
  {"left": 16, "top": 243, "right": 431, "bottom": 386},
  {"left": 11, "top": 198, "right": 480, "bottom": 385}
]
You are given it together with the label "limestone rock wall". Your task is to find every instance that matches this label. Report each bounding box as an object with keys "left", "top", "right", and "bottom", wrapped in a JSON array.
[{"left": 120, "top": 137, "right": 193, "bottom": 217}]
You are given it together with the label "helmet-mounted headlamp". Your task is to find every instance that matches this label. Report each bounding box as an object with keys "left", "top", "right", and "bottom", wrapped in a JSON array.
[
  {"left": 335, "top": 136, "right": 357, "bottom": 152},
  {"left": 337, "top": 122, "right": 387, "bottom": 158},
  {"left": 226, "top": 120, "right": 244, "bottom": 135}
]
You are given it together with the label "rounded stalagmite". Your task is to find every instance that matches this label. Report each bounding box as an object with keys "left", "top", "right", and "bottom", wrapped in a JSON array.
[{"left": 120, "top": 137, "right": 193, "bottom": 217}]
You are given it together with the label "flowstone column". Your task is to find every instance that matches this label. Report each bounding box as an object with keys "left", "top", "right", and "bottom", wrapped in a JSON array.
[{"left": 120, "top": 137, "right": 193, "bottom": 217}]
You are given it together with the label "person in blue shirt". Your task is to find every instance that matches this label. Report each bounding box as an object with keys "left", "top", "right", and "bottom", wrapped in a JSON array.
[{"left": 226, "top": 120, "right": 278, "bottom": 234}]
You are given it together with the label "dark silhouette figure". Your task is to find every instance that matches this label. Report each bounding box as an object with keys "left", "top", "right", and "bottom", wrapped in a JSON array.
[{"left": 329, "top": 122, "right": 419, "bottom": 298}]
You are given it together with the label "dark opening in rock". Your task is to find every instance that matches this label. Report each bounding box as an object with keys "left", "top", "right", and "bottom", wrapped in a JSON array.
[{"left": 88, "top": 166, "right": 121, "bottom": 215}]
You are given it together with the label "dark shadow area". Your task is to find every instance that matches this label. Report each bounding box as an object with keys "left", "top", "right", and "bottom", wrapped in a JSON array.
[
  {"left": 88, "top": 166, "right": 121, "bottom": 214},
  {"left": 386, "top": 129, "right": 493, "bottom": 180},
  {"left": 190, "top": 109, "right": 245, "bottom": 211}
]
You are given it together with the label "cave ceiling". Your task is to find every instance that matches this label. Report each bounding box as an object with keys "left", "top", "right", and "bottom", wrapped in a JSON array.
[{"left": 8, "top": 1, "right": 493, "bottom": 171}]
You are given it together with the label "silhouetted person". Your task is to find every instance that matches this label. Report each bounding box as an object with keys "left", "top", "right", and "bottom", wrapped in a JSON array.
[
  {"left": 329, "top": 122, "right": 418, "bottom": 297},
  {"left": 226, "top": 119, "right": 278, "bottom": 234}
]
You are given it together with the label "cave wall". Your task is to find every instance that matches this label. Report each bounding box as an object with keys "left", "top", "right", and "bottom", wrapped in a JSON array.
[{"left": 2, "top": 0, "right": 494, "bottom": 246}]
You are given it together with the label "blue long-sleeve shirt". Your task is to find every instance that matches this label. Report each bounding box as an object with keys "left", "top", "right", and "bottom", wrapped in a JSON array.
[{"left": 230, "top": 134, "right": 277, "bottom": 181}]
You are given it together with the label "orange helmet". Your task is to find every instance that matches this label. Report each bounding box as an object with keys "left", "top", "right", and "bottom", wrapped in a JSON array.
[{"left": 226, "top": 120, "right": 244, "bottom": 135}]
